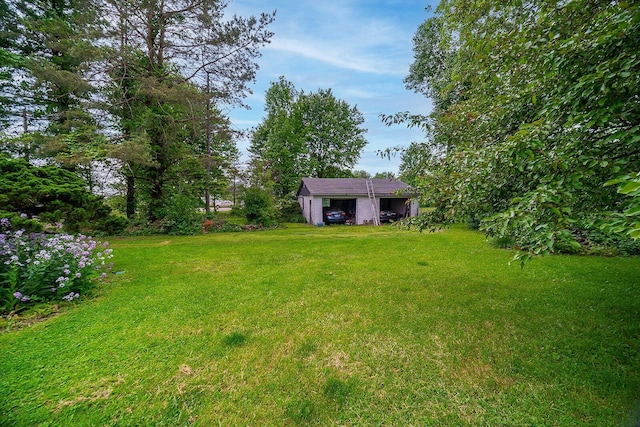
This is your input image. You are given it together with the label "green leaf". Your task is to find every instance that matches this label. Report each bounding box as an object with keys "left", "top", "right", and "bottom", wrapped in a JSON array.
[
  {"left": 400, "top": 0, "right": 640, "bottom": 255},
  {"left": 519, "top": 253, "right": 532, "bottom": 268},
  {"left": 569, "top": 240, "right": 582, "bottom": 251},
  {"left": 604, "top": 176, "right": 629, "bottom": 187},
  {"left": 619, "top": 181, "right": 640, "bottom": 194},
  {"left": 625, "top": 206, "right": 640, "bottom": 216}
]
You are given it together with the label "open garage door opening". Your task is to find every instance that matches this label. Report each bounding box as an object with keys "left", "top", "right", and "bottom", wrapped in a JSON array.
[
  {"left": 323, "top": 198, "right": 356, "bottom": 224},
  {"left": 380, "top": 198, "right": 410, "bottom": 221}
]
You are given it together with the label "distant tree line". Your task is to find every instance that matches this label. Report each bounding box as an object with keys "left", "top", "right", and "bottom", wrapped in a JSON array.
[{"left": 0, "top": 1, "right": 382, "bottom": 233}]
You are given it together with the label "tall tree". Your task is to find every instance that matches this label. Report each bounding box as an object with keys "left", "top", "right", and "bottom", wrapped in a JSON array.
[
  {"left": 392, "top": 0, "right": 640, "bottom": 259},
  {"left": 0, "top": 0, "right": 23, "bottom": 128},
  {"left": 1, "top": 0, "right": 104, "bottom": 167},
  {"left": 104, "top": 0, "right": 274, "bottom": 221},
  {"left": 19, "top": 0, "right": 103, "bottom": 163},
  {"left": 250, "top": 77, "right": 368, "bottom": 197},
  {"left": 199, "top": 101, "right": 238, "bottom": 214},
  {"left": 299, "top": 89, "right": 367, "bottom": 179},
  {"left": 248, "top": 76, "right": 305, "bottom": 197}
]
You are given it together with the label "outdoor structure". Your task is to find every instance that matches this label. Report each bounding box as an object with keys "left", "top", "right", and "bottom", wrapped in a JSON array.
[{"left": 297, "top": 178, "right": 419, "bottom": 225}]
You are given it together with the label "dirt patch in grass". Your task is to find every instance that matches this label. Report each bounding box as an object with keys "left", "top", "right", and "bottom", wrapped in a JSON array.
[{"left": 1, "top": 304, "right": 62, "bottom": 332}]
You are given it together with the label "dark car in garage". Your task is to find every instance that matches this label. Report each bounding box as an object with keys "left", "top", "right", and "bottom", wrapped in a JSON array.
[
  {"left": 380, "top": 210, "right": 399, "bottom": 223},
  {"left": 324, "top": 208, "right": 347, "bottom": 225}
]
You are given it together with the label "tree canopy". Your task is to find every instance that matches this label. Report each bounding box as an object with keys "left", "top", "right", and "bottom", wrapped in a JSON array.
[
  {"left": 391, "top": 0, "right": 640, "bottom": 259},
  {"left": 101, "top": 0, "right": 274, "bottom": 222},
  {"left": 1, "top": 0, "right": 274, "bottom": 232},
  {"left": 0, "top": 0, "right": 104, "bottom": 165},
  {"left": 250, "top": 77, "right": 368, "bottom": 197}
]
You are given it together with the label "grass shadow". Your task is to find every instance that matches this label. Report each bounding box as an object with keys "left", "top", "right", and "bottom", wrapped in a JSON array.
[
  {"left": 221, "top": 332, "right": 247, "bottom": 348},
  {"left": 285, "top": 395, "right": 316, "bottom": 424},
  {"left": 323, "top": 376, "right": 359, "bottom": 407}
]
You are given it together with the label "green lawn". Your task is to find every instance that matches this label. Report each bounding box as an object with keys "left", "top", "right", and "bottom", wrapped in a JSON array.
[{"left": 1, "top": 224, "right": 639, "bottom": 426}]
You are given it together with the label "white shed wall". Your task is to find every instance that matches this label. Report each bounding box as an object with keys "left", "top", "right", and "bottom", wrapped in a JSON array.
[
  {"left": 410, "top": 199, "right": 420, "bottom": 217},
  {"left": 356, "top": 197, "right": 377, "bottom": 225},
  {"left": 298, "top": 196, "right": 311, "bottom": 223},
  {"left": 297, "top": 196, "right": 325, "bottom": 225}
]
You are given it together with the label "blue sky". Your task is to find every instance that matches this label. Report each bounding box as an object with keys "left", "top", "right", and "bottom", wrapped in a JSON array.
[{"left": 225, "top": 0, "right": 437, "bottom": 175}]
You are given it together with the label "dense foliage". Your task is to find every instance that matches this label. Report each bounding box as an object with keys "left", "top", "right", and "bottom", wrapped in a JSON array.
[
  {"left": 0, "top": 155, "right": 118, "bottom": 233},
  {"left": 242, "top": 187, "right": 277, "bottom": 227},
  {"left": 102, "top": 0, "right": 273, "bottom": 223},
  {"left": 0, "top": 0, "right": 105, "bottom": 167},
  {"left": 1, "top": 0, "right": 274, "bottom": 233},
  {"left": 393, "top": 0, "right": 640, "bottom": 259},
  {"left": 249, "top": 77, "right": 368, "bottom": 198}
]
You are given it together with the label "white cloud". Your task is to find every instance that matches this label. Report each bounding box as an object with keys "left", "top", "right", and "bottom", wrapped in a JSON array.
[
  {"left": 225, "top": 0, "right": 437, "bottom": 174},
  {"left": 262, "top": 0, "right": 418, "bottom": 76},
  {"left": 266, "top": 37, "right": 403, "bottom": 75}
]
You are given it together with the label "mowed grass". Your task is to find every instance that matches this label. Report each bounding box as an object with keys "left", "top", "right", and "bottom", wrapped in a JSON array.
[{"left": 1, "top": 224, "right": 639, "bottom": 426}]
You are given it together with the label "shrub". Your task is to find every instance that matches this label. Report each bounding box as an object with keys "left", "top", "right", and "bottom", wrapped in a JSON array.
[
  {"left": 96, "top": 215, "right": 130, "bottom": 236},
  {"left": 0, "top": 211, "right": 43, "bottom": 233},
  {"left": 0, "top": 155, "right": 111, "bottom": 232},
  {"left": 467, "top": 215, "right": 481, "bottom": 230},
  {"left": 202, "top": 218, "right": 242, "bottom": 233},
  {"left": 574, "top": 217, "right": 640, "bottom": 256},
  {"left": 489, "top": 236, "right": 514, "bottom": 249},
  {"left": 243, "top": 187, "right": 277, "bottom": 227},
  {"left": 156, "top": 193, "right": 203, "bottom": 235},
  {"left": 276, "top": 196, "right": 306, "bottom": 223},
  {"left": 0, "top": 218, "right": 114, "bottom": 314}
]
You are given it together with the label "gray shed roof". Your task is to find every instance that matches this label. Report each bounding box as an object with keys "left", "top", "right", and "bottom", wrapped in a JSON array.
[{"left": 297, "top": 178, "right": 410, "bottom": 197}]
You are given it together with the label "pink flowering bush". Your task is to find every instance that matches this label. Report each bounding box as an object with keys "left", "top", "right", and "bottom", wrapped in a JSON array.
[{"left": 0, "top": 218, "right": 114, "bottom": 313}]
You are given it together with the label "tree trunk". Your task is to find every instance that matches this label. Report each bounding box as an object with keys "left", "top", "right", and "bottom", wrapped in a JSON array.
[
  {"left": 148, "top": 162, "right": 166, "bottom": 222},
  {"left": 126, "top": 173, "right": 136, "bottom": 219}
]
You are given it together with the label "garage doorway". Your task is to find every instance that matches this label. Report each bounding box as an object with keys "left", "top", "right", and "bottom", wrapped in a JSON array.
[
  {"left": 323, "top": 198, "right": 357, "bottom": 224},
  {"left": 380, "top": 198, "right": 410, "bottom": 219}
]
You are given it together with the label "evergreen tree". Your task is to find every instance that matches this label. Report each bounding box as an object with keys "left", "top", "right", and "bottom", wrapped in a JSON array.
[{"left": 104, "top": 0, "right": 274, "bottom": 222}]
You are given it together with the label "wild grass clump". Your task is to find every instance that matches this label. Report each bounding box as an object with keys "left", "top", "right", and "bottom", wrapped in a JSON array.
[
  {"left": 0, "top": 218, "right": 113, "bottom": 314},
  {"left": 222, "top": 332, "right": 247, "bottom": 347},
  {"left": 202, "top": 217, "right": 244, "bottom": 233}
]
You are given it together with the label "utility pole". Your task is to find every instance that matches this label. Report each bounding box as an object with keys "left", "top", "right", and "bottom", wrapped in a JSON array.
[
  {"left": 22, "top": 109, "right": 29, "bottom": 163},
  {"left": 205, "top": 72, "right": 212, "bottom": 214},
  {"left": 233, "top": 170, "right": 237, "bottom": 206}
]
